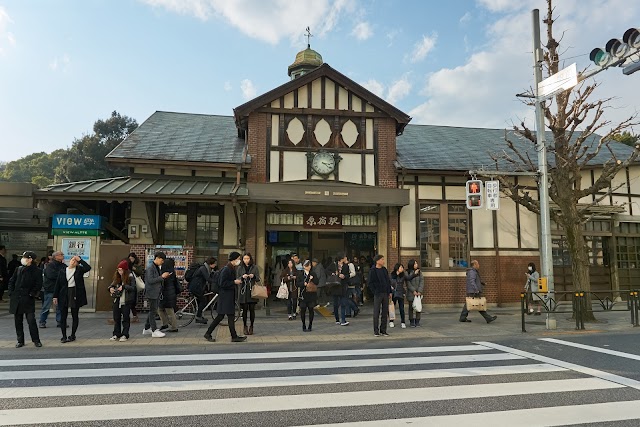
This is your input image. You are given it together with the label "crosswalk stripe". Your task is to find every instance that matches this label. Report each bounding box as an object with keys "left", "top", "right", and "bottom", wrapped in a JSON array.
[
  {"left": 0, "top": 352, "right": 522, "bottom": 380},
  {"left": 302, "top": 399, "right": 640, "bottom": 427},
  {"left": 0, "top": 363, "right": 566, "bottom": 399},
  {"left": 0, "top": 345, "right": 491, "bottom": 367},
  {"left": 540, "top": 337, "right": 640, "bottom": 361},
  {"left": 476, "top": 341, "right": 640, "bottom": 391},
  {"left": 0, "top": 378, "right": 621, "bottom": 425}
]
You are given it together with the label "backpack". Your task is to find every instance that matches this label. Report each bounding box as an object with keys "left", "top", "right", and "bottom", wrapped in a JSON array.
[
  {"left": 210, "top": 270, "right": 220, "bottom": 294},
  {"left": 184, "top": 262, "right": 201, "bottom": 283}
]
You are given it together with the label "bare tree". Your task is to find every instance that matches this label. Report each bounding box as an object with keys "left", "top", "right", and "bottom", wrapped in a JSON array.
[{"left": 491, "top": 0, "right": 639, "bottom": 320}]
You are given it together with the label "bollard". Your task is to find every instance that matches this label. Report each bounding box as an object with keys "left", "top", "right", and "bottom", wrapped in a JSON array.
[
  {"left": 635, "top": 292, "right": 639, "bottom": 327},
  {"left": 630, "top": 292, "right": 636, "bottom": 326},
  {"left": 579, "top": 292, "right": 586, "bottom": 330},
  {"left": 574, "top": 292, "right": 580, "bottom": 330},
  {"left": 521, "top": 293, "right": 527, "bottom": 333}
]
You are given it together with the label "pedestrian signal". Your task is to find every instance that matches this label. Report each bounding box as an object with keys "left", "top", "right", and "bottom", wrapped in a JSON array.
[{"left": 466, "top": 180, "right": 483, "bottom": 210}]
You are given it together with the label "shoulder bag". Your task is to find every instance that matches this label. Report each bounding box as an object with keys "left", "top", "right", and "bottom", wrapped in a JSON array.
[
  {"left": 133, "top": 272, "right": 145, "bottom": 292},
  {"left": 465, "top": 296, "right": 487, "bottom": 311},
  {"left": 276, "top": 280, "right": 289, "bottom": 299},
  {"left": 251, "top": 281, "right": 269, "bottom": 299}
]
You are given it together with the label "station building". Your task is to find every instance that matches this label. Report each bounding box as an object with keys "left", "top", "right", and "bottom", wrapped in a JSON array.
[{"left": 32, "top": 46, "right": 640, "bottom": 311}]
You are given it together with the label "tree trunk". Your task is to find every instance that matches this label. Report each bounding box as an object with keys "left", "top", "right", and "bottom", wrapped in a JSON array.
[{"left": 564, "top": 217, "right": 596, "bottom": 322}]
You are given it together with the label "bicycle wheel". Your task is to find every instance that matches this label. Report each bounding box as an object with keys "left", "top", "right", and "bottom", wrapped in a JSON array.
[{"left": 176, "top": 297, "right": 197, "bottom": 328}]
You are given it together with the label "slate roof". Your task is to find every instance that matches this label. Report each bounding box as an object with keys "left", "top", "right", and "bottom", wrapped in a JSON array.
[
  {"left": 396, "top": 124, "right": 637, "bottom": 172},
  {"left": 106, "top": 112, "right": 246, "bottom": 165},
  {"left": 36, "top": 176, "right": 248, "bottom": 201}
]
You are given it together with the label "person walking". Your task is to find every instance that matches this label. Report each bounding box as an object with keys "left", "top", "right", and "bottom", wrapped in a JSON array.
[
  {"left": 281, "top": 259, "right": 298, "bottom": 320},
  {"left": 298, "top": 260, "right": 318, "bottom": 332},
  {"left": 143, "top": 252, "right": 171, "bottom": 338},
  {"left": 53, "top": 255, "right": 91, "bottom": 343},
  {"left": 126, "top": 253, "right": 144, "bottom": 323},
  {"left": 368, "top": 254, "right": 392, "bottom": 337},
  {"left": 108, "top": 260, "right": 136, "bottom": 342},
  {"left": 459, "top": 260, "right": 497, "bottom": 323},
  {"left": 204, "top": 252, "right": 246, "bottom": 343},
  {"left": 331, "top": 254, "right": 349, "bottom": 326},
  {"left": 345, "top": 257, "right": 360, "bottom": 317},
  {"left": 8, "top": 251, "right": 43, "bottom": 348},
  {"left": 311, "top": 258, "right": 327, "bottom": 308},
  {"left": 405, "top": 260, "right": 424, "bottom": 327},
  {"left": 187, "top": 257, "right": 217, "bottom": 324},
  {"left": 525, "top": 262, "right": 542, "bottom": 315},
  {"left": 237, "top": 253, "right": 261, "bottom": 335},
  {"left": 389, "top": 263, "right": 407, "bottom": 329},
  {"left": 0, "top": 245, "right": 8, "bottom": 303},
  {"left": 158, "top": 258, "right": 181, "bottom": 333},
  {"left": 40, "top": 251, "right": 65, "bottom": 328}
]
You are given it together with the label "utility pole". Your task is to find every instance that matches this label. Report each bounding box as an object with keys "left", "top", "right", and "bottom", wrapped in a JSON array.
[{"left": 532, "top": 9, "right": 556, "bottom": 330}]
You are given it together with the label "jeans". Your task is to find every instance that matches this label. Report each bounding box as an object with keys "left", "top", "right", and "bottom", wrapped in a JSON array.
[
  {"left": 373, "top": 293, "right": 389, "bottom": 334},
  {"left": 39, "top": 291, "right": 61, "bottom": 325},
  {"left": 60, "top": 305, "right": 79, "bottom": 338},
  {"left": 392, "top": 297, "right": 406, "bottom": 324},
  {"left": 145, "top": 298, "right": 159, "bottom": 331},
  {"left": 113, "top": 302, "right": 131, "bottom": 338},
  {"left": 205, "top": 313, "right": 238, "bottom": 339},
  {"left": 332, "top": 295, "right": 346, "bottom": 323},
  {"left": 15, "top": 309, "right": 40, "bottom": 344},
  {"left": 287, "top": 292, "right": 298, "bottom": 315}
]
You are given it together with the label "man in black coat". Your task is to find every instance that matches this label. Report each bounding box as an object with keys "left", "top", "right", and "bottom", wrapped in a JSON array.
[
  {"left": 0, "top": 245, "right": 8, "bottom": 302},
  {"left": 40, "top": 251, "right": 65, "bottom": 328},
  {"left": 368, "top": 254, "right": 392, "bottom": 337},
  {"left": 188, "top": 257, "right": 217, "bottom": 324},
  {"left": 8, "top": 251, "right": 43, "bottom": 348}
]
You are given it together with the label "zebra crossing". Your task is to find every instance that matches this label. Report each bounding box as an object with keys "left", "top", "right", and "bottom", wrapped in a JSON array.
[{"left": 0, "top": 342, "right": 639, "bottom": 426}]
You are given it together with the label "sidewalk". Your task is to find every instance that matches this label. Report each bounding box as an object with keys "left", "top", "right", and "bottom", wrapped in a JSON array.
[{"left": 0, "top": 300, "right": 636, "bottom": 349}]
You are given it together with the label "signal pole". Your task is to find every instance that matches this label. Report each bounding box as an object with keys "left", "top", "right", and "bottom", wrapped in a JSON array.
[{"left": 532, "top": 9, "right": 556, "bottom": 330}]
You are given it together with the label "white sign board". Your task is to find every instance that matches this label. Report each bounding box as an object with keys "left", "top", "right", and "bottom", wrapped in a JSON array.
[
  {"left": 485, "top": 181, "right": 500, "bottom": 210},
  {"left": 61, "top": 238, "right": 91, "bottom": 277},
  {"left": 538, "top": 63, "right": 577, "bottom": 100}
]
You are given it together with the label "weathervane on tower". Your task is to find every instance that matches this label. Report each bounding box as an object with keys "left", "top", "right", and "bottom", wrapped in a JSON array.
[{"left": 305, "top": 26, "right": 313, "bottom": 48}]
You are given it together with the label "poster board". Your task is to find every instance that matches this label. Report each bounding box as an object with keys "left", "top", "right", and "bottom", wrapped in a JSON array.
[
  {"left": 61, "top": 237, "right": 92, "bottom": 277},
  {"left": 145, "top": 245, "right": 188, "bottom": 279}
]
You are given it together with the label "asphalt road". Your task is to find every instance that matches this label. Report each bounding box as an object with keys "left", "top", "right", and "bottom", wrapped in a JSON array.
[{"left": 0, "top": 331, "right": 639, "bottom": 426}]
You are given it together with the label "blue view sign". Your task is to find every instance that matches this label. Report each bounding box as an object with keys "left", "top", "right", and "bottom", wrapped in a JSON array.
[{"left": 52, "top": 215, "right": 103, "bottom": 230}]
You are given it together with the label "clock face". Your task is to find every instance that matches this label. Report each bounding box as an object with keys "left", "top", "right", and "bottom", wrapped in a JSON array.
[{"left": 311, "top": 152, "right": 336, "bottom": 176}]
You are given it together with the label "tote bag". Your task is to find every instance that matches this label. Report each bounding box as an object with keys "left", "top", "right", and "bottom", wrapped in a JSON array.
[
  {"left": 251, "top": 283, "right": 269, "bottom": 299},
  {"left": 388, "top": 299, "right": 396, "bottom": 320},
  {"left": 465, "top": 296, "right": 487, "bottom": 311},
  {"left": 412, "top": 297, "right": 423, "bottom": 313},
  {"left": 276, "top": 281, "right": 289, "bottom": 299},
  {"left": 133, "top": 273, "right": 145, "bottom": 292}
]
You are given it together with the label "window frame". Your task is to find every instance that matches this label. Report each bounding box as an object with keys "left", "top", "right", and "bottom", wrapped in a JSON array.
[{"left": 418, "top": 201, "right": 469, "bottom": 271}]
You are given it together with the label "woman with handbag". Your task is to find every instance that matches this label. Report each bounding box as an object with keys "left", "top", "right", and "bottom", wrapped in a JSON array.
[
  {"left": 53, "top": 256, "right": 91, "bottom": 343},
  {"left": 237, "top": 253, "right": 261, "bottom": 335},
  {"left": 389, "top": 263, "right": 407, "bottom": 329},
  {"left": 298, "top": 260, "right": 318, "bottom": 332},
  {"left": 405, "top": 259, "right": 424, "bottom": 327},
  {"left": 127, "top": 252, "right": 143, "bottom": 322},
  {"left": 281, "top": 259, "right": 298, "bottom": 320},
  {"left": 158, "top": 258, "right": 181, "bottom": 332},
  {"left": 108, "top": 260, "right": 136, "bottom": 341}
]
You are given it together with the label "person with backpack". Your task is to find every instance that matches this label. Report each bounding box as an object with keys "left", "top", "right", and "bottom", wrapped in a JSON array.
[
  {"left": 126, "top": 253, "right": 144, "bottom": 322},
  {"left": 108, "top": 260, "right": 136, "bottom": 342},
  {"left": 8, "top": 251, "right": 43, "bottom": 348},
  {"left": 185, "top": 257, "right": 217, "bottom": 324}
]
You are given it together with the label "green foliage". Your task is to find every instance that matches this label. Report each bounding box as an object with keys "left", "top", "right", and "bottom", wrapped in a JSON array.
[
  {"left": 610, "top": 131, "right": 639, "bottom": 147},
  {"left": 0, "top": 111, "right": 137, "bottom": 187}
]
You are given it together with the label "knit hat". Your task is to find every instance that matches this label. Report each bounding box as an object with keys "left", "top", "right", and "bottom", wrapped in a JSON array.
[
  {"left": 117, "top": 260, "right": 129, "bottom": 270},
  {"left": 229, "top": 251, "right": 241, "bottom": 262}
]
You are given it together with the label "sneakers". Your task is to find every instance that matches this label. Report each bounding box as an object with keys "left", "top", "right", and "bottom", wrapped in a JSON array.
[
  {"left": 389, "top": 321, "right": 395, "bottom": 328},
  {"left": 166, "top": 328, "right": 178, "bottom": 332},
  {"left": 142, "top": 327, "right": 152, "bottom": 335},
  {"left": 335, "top": 321, "right": 341, "bottom": 325},
  {"left": 401, "top": 323, "right": 407, "bottom": 329},
  {"left": 288, "top": 315, "right": 293, "bottom": 320},
  {"left": 109, "top": 335, "right": 118, "bottom": 341},
  {"left": 159, "top": 325, "right": 169, "bottom": 331},
  {"left": 119, "top": 336, "right": 128, "bottom": 342},
  {"left": 340, "top": 321, "right": 350, "bottom": 326},
  {"left": 151, "top": 329, "right": 166, "bottom": 338},
  {"left": 381, "top": 332, "right": 390, "bottom": 337},
  {"left": 374, "top": 333, "right": 381, "bottom": 337},
  {"left": 39, "top": 322, "right": 46, "bottom": 329}
]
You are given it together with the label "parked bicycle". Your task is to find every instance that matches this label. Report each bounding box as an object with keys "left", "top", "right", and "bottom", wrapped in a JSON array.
[{"left": 176, "top": 292, "right": 241, "bottom": 327}]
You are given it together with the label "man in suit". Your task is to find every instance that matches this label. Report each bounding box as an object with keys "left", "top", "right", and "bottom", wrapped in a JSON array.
[
  {"left": 0, "top": 245, "right": 8, "bottom": 303},
  {"left": 8, "top": 251, "right": 43, "bottom": 348},
  {"left": 143, "top": 252, "right": 171, "bottom": 338},
  {"left": 459, "top": 260, "right": 497, "bottom": 323}
]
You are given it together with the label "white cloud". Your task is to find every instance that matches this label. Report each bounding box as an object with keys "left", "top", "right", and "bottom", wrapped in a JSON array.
[
  {"left": 386, "top": 29, "right": 401, "bottom": 47},
  {"left": 361, "top": 79, "right": 384, "bottom": 97},
  {"left": 49, "top": 54, "right": 71, "bottom": 72},
  {"left": 407, "top": 33, "right": 437, "bottom": 63},
  {"left": 351, "top": 21, "right": 373, "bottom": 41},
  {"left": 361, "top": 75, "right": 412, "bottom": 105},
  {"left": 240, "top": 79, "right": 257, "bottom": 100},
  {"left": 141, "top": 0, "right": 355, "bottom": 45},
  {"left": 0, "top": 6, "right": 14, "bottom": 55},
  {"left": 459, "top": 11, "right": 471, "bottom": 24},
  {"left": 409, "top": 0, "right": 640, "bottom": 132},
  {"left": 223, "top": 81, "right": 232, "bottom": 91}
]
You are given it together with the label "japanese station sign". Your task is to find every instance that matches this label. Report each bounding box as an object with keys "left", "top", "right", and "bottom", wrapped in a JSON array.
[
  {"left": 303, "top": 214, "right": 343, "bottom": 229},
  {"left": 52, "top": 214, "right": 103, "bottom": 230},
  {"left": 485, "top": 181, "right": 500, "bottom": 210}
]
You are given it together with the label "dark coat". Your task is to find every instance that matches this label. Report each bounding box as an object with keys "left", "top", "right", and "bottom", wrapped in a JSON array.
[
  {"left": 0, "top": 253, "right": 8, "bottom": 288},
  {"left": 297, "top": 269, "right": 318, "bottom": 302},
  {"left": 8, "top": 264, "right": 42, "bottom": 314},
  {"left": 281, "top": 267, "right": 298, "bottom": 293},
  {"left": 188, "top": 264, "right": 212, "bottom": 296},
  {"left": 7, "top": 259, "right": 20, "bottom": 280},
  {"left": 368, "top": 266, "right": 392, "bottom": 295},
  {"left": 330, "top": 263, "right": 349, "bottom": 297},
  {"left": 236, "top": 263, "right": 261, "bottom": 304},
  {"left": 54, "top": 260, "right": 91, "bottom": 308},
  {"left": 216, "top": 265, "right": 237, "bottom": 315},
  {"left": 160, "top": 268, "right": 181, "bottom": 309},
  {"left": 109, "top": 274, "right": 136, "bottom": 306},
  {"left": 390, "top": 273, "right": 406, "bottom": 299},
  {"left": 43, "top": 260, "right": 65, "bottom": 293},
  {"left": 405, "top": 270, "right": 424, "bottom": 302}
]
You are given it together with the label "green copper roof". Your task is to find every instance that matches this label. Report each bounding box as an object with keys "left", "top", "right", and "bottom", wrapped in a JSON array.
[{"left": 288, "top": 46, "right": 323, "bottom": 76}]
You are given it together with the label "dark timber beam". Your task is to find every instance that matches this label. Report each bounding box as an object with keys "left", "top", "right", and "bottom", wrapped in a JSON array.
[
  {"left": 68, "top": 201, "right": 130, "bottom": 244},
  {"left": 145, "top": 202, "right": 159, "bottom": 243}
]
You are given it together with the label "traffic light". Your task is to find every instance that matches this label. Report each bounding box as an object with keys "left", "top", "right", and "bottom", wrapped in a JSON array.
[
  {"left": 590, "top": 28, "right": 640, "bottom": 71},
  {"left": 466, "top": 180, "right": 483, "bottom": 210}
]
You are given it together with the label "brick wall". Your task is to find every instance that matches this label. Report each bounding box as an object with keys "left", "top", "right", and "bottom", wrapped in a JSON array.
[
  {"left": 247, "top": 112, "right": 267, "bottom": 183},
  {"left": 376, "top": 117, "right": 398, "bottom": 189}
]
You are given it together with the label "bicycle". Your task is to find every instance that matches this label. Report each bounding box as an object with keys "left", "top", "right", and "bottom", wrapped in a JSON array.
[{"left": 176, "top": 292, "right": 241, "bottom": 327}]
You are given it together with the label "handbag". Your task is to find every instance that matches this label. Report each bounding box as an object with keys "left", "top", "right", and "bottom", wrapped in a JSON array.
[
  {"left": 251, "top": 283, "right": 269, "bottom": 299},
  {"left": 133, "top": 273, "right": 145, "bottom": 292},
  {"left": 326, "top": 273, "right": 340, "bottom": 286},
  {"left": 305, "top": 282, "right": 318, "bottom": 293},
  {"left": 412, "top": 296, "right": 423, "bottom": 313},
  {"left": 465, "top": 296, "right": 487, "bottom": 311},
  {"left": 388, "top": 299, "right": 396, "bottom": 320},
  {"left": 276, "top": 281, "right": 289, "bottom": 299}
]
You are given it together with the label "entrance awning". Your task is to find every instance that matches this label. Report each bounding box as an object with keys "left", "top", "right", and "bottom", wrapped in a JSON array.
[
  {"left": 248, "top": 182, "right": 410, "bottom": 207},
  {"left": 35, "top": 176, "right": 249, "bottom": 202}
]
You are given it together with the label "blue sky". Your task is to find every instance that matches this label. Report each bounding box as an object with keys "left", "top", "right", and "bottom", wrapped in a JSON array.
[{"left": 0, "top": 0, "right": 638, "bottom": 162}]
